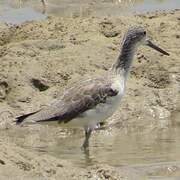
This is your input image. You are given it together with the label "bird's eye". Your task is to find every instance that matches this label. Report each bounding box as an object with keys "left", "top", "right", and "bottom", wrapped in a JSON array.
[{"left": 143, "top": 31, "right": 146, "bottom": 35}]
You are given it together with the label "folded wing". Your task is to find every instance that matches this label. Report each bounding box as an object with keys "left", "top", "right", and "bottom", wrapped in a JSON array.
[{"left": 16, "top": 77, "right": 118, "bottom": 124}]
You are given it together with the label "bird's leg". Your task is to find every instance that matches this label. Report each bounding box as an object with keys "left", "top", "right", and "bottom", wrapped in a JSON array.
[
  {"left": 41, "top": 0, "right": 46, "bottom": 14},
  {"left": 19, "top": 0, "right": 22, "bottom": 8},
  {"left": 81, "top": 127, "right": 92, "bottom": 150}
]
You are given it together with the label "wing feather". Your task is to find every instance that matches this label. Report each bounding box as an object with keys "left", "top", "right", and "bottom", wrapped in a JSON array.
[{"left": 16, "top": 77, "right": 119, "bottom": 124}]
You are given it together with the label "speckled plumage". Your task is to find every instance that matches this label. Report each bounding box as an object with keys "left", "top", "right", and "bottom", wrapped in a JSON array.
[
  {"left": 16, "top": 26, "right": 169, "bottom": 149},
  {"left": 17, "top": 75, "right": 120, "bottom": 125}
]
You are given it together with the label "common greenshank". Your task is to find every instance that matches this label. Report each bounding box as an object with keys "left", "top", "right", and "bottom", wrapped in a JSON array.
[{"left": 16, "top": 26, "right": 169, "bottom": 150}]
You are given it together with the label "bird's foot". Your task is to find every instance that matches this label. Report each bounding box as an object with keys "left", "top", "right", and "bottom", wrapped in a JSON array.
[
  {"left": 94, "top": 122, "right": 106, "bottom": 130},
  {"left": 81, "top": 140, "right": 89, "bottom": 151}
]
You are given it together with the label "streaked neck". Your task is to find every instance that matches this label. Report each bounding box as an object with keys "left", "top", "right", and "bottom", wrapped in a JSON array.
[{"left": 111, "top": 38, "right": 136, "bottom": 78}]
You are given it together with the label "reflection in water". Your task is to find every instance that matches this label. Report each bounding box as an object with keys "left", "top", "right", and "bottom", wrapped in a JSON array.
[
  {"left": 44, "top": 0, "right": 180, "bottom": 17},
  {"left": 18, "top": 0, "right": 46, "bottom": 13},
  {"left": 0, "top": 110, "right": 180, "bottom": 179},
  {"left": 0, "top": 0, "right": 180, "bottom": 178},
  {"left": 0, "top": 0, "right": 46, "bottom": 24},
  {"left": 83, "top": 149, "right": 95, "bottom": 166},
  {"left": 4, "top": 111, "right": 180, "bottom": 168}
]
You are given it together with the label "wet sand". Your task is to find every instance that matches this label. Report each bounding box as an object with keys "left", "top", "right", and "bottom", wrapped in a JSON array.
[{"left": 0, "top": 8, "right": 180, "bottom": 180}]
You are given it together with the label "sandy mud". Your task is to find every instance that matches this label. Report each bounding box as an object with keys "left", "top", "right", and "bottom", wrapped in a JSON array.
[{"left": 0, "top": 8, "right": 180, "bottom": 179}]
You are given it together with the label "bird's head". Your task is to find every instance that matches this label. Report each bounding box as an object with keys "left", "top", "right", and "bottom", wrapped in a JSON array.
[{"left": 123, "top": 26, "right": 169, "bottom": 56}]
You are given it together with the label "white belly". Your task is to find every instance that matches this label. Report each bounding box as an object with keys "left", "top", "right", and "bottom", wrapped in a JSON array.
[
  {"left": 35, "top": 92, "right": 123, "bottom": 128},
  {"left": 43, "top": 75, "right": 125, "bottom": 128},
  {"left": 65, "top": 76, "right": 125, "bottom": 128},
  {"left": 65, "top": 93, "right": 123, "bottom": 128}
]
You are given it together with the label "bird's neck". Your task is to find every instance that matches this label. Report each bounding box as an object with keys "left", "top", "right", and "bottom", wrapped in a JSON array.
[{"left": 111, "top": 39, "right": 136, "bottom": 79}]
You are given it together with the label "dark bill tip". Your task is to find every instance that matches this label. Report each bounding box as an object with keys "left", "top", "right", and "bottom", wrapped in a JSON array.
[{"left": 146, "top": 40, "right": 170, "bottom": 56}]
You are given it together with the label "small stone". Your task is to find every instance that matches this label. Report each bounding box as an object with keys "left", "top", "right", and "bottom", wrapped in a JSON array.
[
  {"left": 31, "top": 78, "right": 49, "bottom": 92},
  {"left": 0, "top": 159, "right": 5, "bottom": 165},
  {"left": 107, "top": 45, "right": 116, "bottom": 51},
  {"left": 148, "top": 15, "right": 156, "bottom": 19},
  {"left": 0, "top": 81, "right": 9, "bottom": 101},
  {"left": 57, "top": 164, "right": 63, "bottom": 167},
  {"left": 103, "top": 31, "right": 119, "bottom": 38}
]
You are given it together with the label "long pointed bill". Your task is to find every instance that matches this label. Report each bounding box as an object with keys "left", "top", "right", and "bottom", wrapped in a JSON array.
[{"left": 146, "top": 40, "right": 169, "bottom": 56}]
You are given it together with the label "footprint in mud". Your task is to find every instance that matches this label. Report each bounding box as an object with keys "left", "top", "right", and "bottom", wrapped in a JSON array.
[
  {"left": 31, "top": 78, "right": 49, "bottom": 92},
  {"left": 15, "top": 161, "right": 34, "bottom": 171},
  {"left": 99, "top": 20, "right": 120, "bottom": 38},
  {"left": 0, "top": 159, "right": 5, "bottom": 165},
  {"left": 0, "top": 81, "right": 10, "bottom": 101},
  {"left": 132, "top": 64, "right": 171, "bottom": 89},
  {"left": 145, "top": 69, "right": 171, "bottom": 89}
]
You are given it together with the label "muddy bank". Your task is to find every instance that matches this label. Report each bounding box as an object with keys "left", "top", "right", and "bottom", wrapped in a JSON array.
[
  {"left": 0, "top": 141, "right": 143, "bottom": 180},
  {"left": 0, "top": 9, "right": 180, "bottom": 179}
]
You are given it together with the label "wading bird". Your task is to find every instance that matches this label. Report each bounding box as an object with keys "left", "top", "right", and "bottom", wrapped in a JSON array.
[
  {"left": 19, "top": 0, "right": 46, "bottom": 13},
  {"left": 16, "top": 26, "right": 169, "bottom": 150}
]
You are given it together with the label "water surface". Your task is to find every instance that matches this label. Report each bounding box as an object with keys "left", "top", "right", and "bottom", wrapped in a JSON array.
[
  {"left": 0, "top": 0, "right": 180, "bottom": 179},
  {"left": 2, "top": 110, "right": 180, "bottom": 179},
  {"left": 0, "top": 0, "right": 180, "bottom": 24}
]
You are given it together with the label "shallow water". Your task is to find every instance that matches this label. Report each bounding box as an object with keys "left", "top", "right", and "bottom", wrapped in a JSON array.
[
  {"left": 0, "top": 0, "right": 180, "bottom": 24},
  {"left": 0, "top": 0, "right": 180, "bottom": 179},
  {"left": 2, "top": 110, "right": 180, "bottom": 178},
  {"left": 49, "top": 113, "right": 180, "bottom": 170}
]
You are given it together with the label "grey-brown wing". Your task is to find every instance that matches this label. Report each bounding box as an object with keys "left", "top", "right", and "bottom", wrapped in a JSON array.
[
  {"left": 16, "top": 78, "right": 118, "bottom": 124},
  {"left": 59, "top": 82, "right": 118, "bottom": 123}
]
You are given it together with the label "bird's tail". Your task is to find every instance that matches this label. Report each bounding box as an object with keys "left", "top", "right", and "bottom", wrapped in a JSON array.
[{"left": 16, "top": 111, "right": 38, "bottom": 125}]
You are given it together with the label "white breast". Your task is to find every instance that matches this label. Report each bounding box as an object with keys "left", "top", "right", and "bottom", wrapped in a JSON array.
[{"left": 66, "top": 75, "right": 125, "bottom": 128}]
